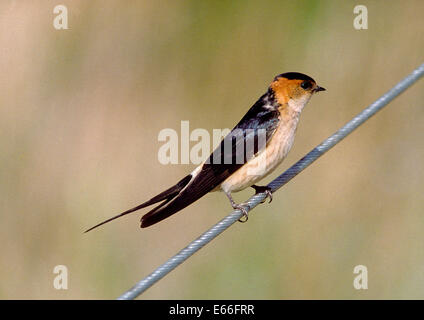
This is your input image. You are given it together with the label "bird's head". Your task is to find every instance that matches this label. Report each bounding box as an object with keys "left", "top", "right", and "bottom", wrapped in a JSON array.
[{"left": 270, "top": 72, "right": 325, "bottom": 113}]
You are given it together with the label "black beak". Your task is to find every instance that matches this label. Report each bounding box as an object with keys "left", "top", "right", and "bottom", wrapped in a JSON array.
[{"left": 314, "top": 86, "right": 326, "bottom": 93}]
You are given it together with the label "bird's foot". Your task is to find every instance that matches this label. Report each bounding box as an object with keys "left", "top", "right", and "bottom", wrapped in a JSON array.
[
  {"left": 251, "top": 185, "right": 273, "bottom": 203},
  {"left": 232, "top": 203, "right": 250, "bottom": 223}
]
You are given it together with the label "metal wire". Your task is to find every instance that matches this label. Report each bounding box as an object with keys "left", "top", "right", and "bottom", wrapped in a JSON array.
[{"left": 118, "top": 63, "right": 424, "bottom": 300}]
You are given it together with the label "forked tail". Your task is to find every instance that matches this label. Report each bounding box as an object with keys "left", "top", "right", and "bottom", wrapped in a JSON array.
[{"left": 84, "top": 175, "right": 192, "bottom": 232}]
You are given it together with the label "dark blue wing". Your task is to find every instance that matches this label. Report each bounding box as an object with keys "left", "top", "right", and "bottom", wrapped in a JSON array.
[{"left": 140, "top": 93, "right": 280, "bottom": 227}]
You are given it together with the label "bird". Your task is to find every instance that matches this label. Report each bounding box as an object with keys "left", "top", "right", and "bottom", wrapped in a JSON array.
[{"left": 85, "top": 72, "right": 325, "bottom": 232}]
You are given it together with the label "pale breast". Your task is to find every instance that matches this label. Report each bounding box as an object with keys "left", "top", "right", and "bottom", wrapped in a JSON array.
[{"left": 220, "top": 113, "right": 300, "bottom": 193}]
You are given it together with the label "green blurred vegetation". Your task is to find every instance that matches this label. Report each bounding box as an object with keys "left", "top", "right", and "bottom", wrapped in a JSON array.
[{"left": 0, "top": 0, "right": 423, "bottom": 299}]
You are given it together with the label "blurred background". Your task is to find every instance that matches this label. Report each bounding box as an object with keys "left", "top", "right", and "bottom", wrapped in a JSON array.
[{"left": 0, "top": 0, "right": 423, "bottom": 299}]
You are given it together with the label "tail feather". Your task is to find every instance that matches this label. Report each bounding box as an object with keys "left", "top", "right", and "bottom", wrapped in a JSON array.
[
  {"left": 84, "top": 174, "right": 192, "bottom": 233},
  {"left": 140, "top": 168, "right": 219, "bottom": 228},
  {"left": 140, "top": 186, "right": 207, "bottom": 228}
]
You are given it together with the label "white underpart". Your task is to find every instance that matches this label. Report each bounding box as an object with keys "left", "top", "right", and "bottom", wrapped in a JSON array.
[
  {"left": 288, "top": 93, "right": 311, "bottom": 113},
  {"left": 219, "top": 95, "right": 311, "bottom": 193}
]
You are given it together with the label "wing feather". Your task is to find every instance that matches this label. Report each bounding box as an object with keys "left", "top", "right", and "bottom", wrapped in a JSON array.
[{"left": 141, "top": 94, "right": 280, "bottom": 227}]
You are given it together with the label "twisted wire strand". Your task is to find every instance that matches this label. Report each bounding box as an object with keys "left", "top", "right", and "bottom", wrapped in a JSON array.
[{"left": 118, "top": 63, "right": 424, "bottom": 300}]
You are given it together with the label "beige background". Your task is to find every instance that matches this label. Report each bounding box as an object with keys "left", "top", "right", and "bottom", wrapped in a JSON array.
[{"left": 0, "top": 1, "right": 423, "bottom": 299}]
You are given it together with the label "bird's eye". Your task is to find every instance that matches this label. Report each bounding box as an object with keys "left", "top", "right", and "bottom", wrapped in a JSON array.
[{"left": 301, "top": 81, "right": 312, "bottom": 90}]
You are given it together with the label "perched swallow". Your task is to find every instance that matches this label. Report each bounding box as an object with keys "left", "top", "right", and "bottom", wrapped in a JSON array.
[{"left": 85, "top": 72, "right": 325, "bottom": 232}]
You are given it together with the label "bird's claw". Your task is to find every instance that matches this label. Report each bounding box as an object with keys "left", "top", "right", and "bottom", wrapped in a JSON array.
[
  {"left": 252, "top": 185, "right": 273, "bottom": 203},
  {"left": 262, "top": 190, "right": 273, "bottom": 203},
  {"left": 233, "top": 203, "right": 250, "bottom": 223}
]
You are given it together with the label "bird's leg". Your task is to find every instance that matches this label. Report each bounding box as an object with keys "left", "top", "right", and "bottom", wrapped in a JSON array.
[
  {"left": 251, "top": 185, "right": 273, "bottom": 203},
  {"left": 225, "top": 191, "right": 250, "bottom": 223}
]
